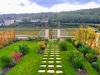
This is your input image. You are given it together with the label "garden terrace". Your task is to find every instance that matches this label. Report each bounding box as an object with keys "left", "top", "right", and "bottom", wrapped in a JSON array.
[{"left": 0, "top": 40, "right": 99, "bottom": 75}]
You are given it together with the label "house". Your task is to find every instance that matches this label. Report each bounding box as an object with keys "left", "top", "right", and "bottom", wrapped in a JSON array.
[
  {"left": 0, "top": 23, "right": 4, "bottom": 26},
  {"left": 40, "top": 19, "right": 48, "bottom": 23},
  {"left": 31, "top": 19, "right": 40, "bottom": 22},
  {"left": 3, "top": 17, "right": 14, "bottom": 25},
  {"left": 31, "top": 19, "right": 48, "bottom": 23},
  {"left": 15, "top": 19, "right": 22, "bottom": 22}
]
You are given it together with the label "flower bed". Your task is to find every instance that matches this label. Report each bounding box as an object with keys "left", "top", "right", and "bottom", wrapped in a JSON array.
[
  {"left": 0, "top": 44, "right": 29, "bottom": 75},
  {"left": 68, "top": 50, "right": 88, "bottom": 75},
  {"left": 38, "top": 41, "right": 46, "bottom": 54},
  {"left": 70, "top": 39, "right": 100, "bottom": 74}
]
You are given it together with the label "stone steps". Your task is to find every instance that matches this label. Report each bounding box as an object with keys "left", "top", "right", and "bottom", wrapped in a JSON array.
[{"left": 38, "top": 45, "right": 63, "bottom": 74}]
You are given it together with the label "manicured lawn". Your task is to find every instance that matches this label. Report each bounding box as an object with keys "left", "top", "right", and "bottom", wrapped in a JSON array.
[
  {"left": 60, "top": 42, "right": 77, "bottom": 75},
  {"left": 0, "top": 41, "right": 43, "bottom": 75},
  {"left": 39, "top": 41, "right": 77, "bottom": 75},
  {"left": 0, "top": 41, "right": 99, "bottom": 75},
  {"left": 35, "top": 42, "right": 64, "bottom": 75},
  {"left": 65, "top": 42, "right": 99, "bottom": 75},
  {"left": 7, "top": 41, "right": 43, "bottom": 75}
]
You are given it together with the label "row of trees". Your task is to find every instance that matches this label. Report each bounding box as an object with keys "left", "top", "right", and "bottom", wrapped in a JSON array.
[
  {"left": 0, "top": 30, "right": 15, "bottom": 47},
  {"left": 1, "top": 8, "right": 100, "bottom": 24},
  {"left": 76, "top": 26, "right": 98, "bottom": 48},
  {"left": 0, "top": 8, "right": 100, "bottom": 28}
]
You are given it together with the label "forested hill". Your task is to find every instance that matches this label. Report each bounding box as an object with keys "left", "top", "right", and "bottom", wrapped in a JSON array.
[{"left": 0, "top": 7, "right": 100, "bottom": 24}]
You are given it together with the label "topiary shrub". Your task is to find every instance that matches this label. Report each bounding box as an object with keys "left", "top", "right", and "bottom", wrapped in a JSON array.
[
  {"left": 19, "top": 44, "right": 30, "bottom": 55},
  {"left": 58, "top": 41, "right": 67, "bottom": 51}
]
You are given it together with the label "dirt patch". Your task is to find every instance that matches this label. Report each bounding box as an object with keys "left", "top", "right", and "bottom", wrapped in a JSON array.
[
  {"left": 37, "top": 48, "right": 45, "bottom": 54},
  {"left": 2, "top": 67, "right": 12, "bottom": 75},
  {"left": 76, "top": 68, "right": 88, "bottom": 75}
]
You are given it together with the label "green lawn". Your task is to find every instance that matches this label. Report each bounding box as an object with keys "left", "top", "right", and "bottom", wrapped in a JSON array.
[
  {"left": 60, "top": 42, "right": 77, "bottom": 75},
  {"left": 0, "top": 41, "right": 43, "bottom": 75},
  {"left": 65, "top": 42, "right": 99, "bottom": 75},
  {"left": 0, "top": 41, "right": 99, "bottom": 75}
]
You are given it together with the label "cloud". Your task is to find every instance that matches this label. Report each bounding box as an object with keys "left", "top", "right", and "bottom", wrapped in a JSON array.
[
  {"left": 0, "top": 0, "right": 100, "bottom": 14},
  {"left": 19, "top": 2, "right": 25, "bottom": 6},
  {"left": 0, "top": 0, "right": 49, "bottom": 14},
  {"left": 49, "top": 2, "right": 100, "bottom": 12},
  {"left": 75, "top": 0, "right": 100, "bottom": 4},
  {"left": 28, "top": 0, "right": 76, "bottom": 7},
  {"left": 28, "top": 0, "right": 100, "bottom": 7}
]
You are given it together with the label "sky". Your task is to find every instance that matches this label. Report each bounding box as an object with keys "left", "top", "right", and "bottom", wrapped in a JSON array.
[{"left": 0, "top": 0, "right": 100, "bottom": 14}]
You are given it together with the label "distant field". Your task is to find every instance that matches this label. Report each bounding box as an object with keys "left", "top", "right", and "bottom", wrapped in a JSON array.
[
  {"left": 0, "top": 27, "right": 41, "bottom": 36},
  {"left": 0, "top": 27, "right": 77, "bottom": 36}
]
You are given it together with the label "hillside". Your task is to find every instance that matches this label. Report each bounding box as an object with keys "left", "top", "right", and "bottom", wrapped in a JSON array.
[{"left": 0, "top": 7, "right": 100, "bottom": 27}]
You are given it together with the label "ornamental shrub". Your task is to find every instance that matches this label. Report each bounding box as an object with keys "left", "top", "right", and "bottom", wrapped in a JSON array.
[
  {"left": 10, "top": 52, "right": 22, "bottom": 62},
  {"left": 74, "top": 41, "right": 83, "bottom": 48},
  {"left": 85, "top": 53, "right": 95, "bottom": 62},
  {"left": 38, "top": 41, "right": 46, "bottom": 49},
  {"left": 19, "top": 44, "right": 29, "bottom": 55},
  {"left": 69, "top": 51, "right": 84, "bottom": 69},
  {"left": 92, "top": 62, "right": 97, "bottom": 69},
  {"left": 78, "top": 45, "right": 88, "bottom": 55},
  {"left": 97, "top": 58, "right": 100, "bottom": 72},
  {"left": 0, "top": 55, "right": 15, "bottom": 67},
  {"left": 66, "top": 38, "right": 72, "bottom": 42},
  {"left": 58, "top": 41, "right": 67, "bottom": 51}
]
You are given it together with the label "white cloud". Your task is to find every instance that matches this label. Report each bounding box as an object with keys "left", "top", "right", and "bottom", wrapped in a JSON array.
[
  {"left": 49, "top": 2, "right": 100, "bottom": 12},
  {"left": 0, "top": 0, "right": 100, "bottom": 14}
]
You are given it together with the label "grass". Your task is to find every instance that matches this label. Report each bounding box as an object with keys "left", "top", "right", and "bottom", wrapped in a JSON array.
[
  {"left": 65, "top": 42, "right": 99, "bottom": 75},
  {"left": 60, "top": 41, "right": 77, "bottom": 75},
  {"left": 0, "top": 41, "right": 43, "bottom": 75},
  {"left": 37, "top": 41, "right": 77, "bottom": 75},
  {"left": 7, "top": 41, "right": 43, "bottom": 75},
  {"left": 35, "top": 42, "right": 64, "bottom": 75},
  {"left": 83, "top": 58, "right": 99, "bottom": 75},
  {"left": 0, "top": 40, "right": 98, "bottom": 75}
]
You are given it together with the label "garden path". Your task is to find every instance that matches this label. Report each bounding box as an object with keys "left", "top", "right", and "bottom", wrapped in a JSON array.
[{"left": 38, "top": 43, "right": 63, "bottom": 74}]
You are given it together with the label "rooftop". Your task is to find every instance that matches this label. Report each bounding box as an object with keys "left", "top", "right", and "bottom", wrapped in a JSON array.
[{"left": 4, "top": 17, "right": 14, "bottom": 20}]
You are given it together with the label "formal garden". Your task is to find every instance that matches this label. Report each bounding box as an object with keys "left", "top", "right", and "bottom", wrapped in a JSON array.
[{"left": 0, "top": 26, "right": 100, "bottom": 75}]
